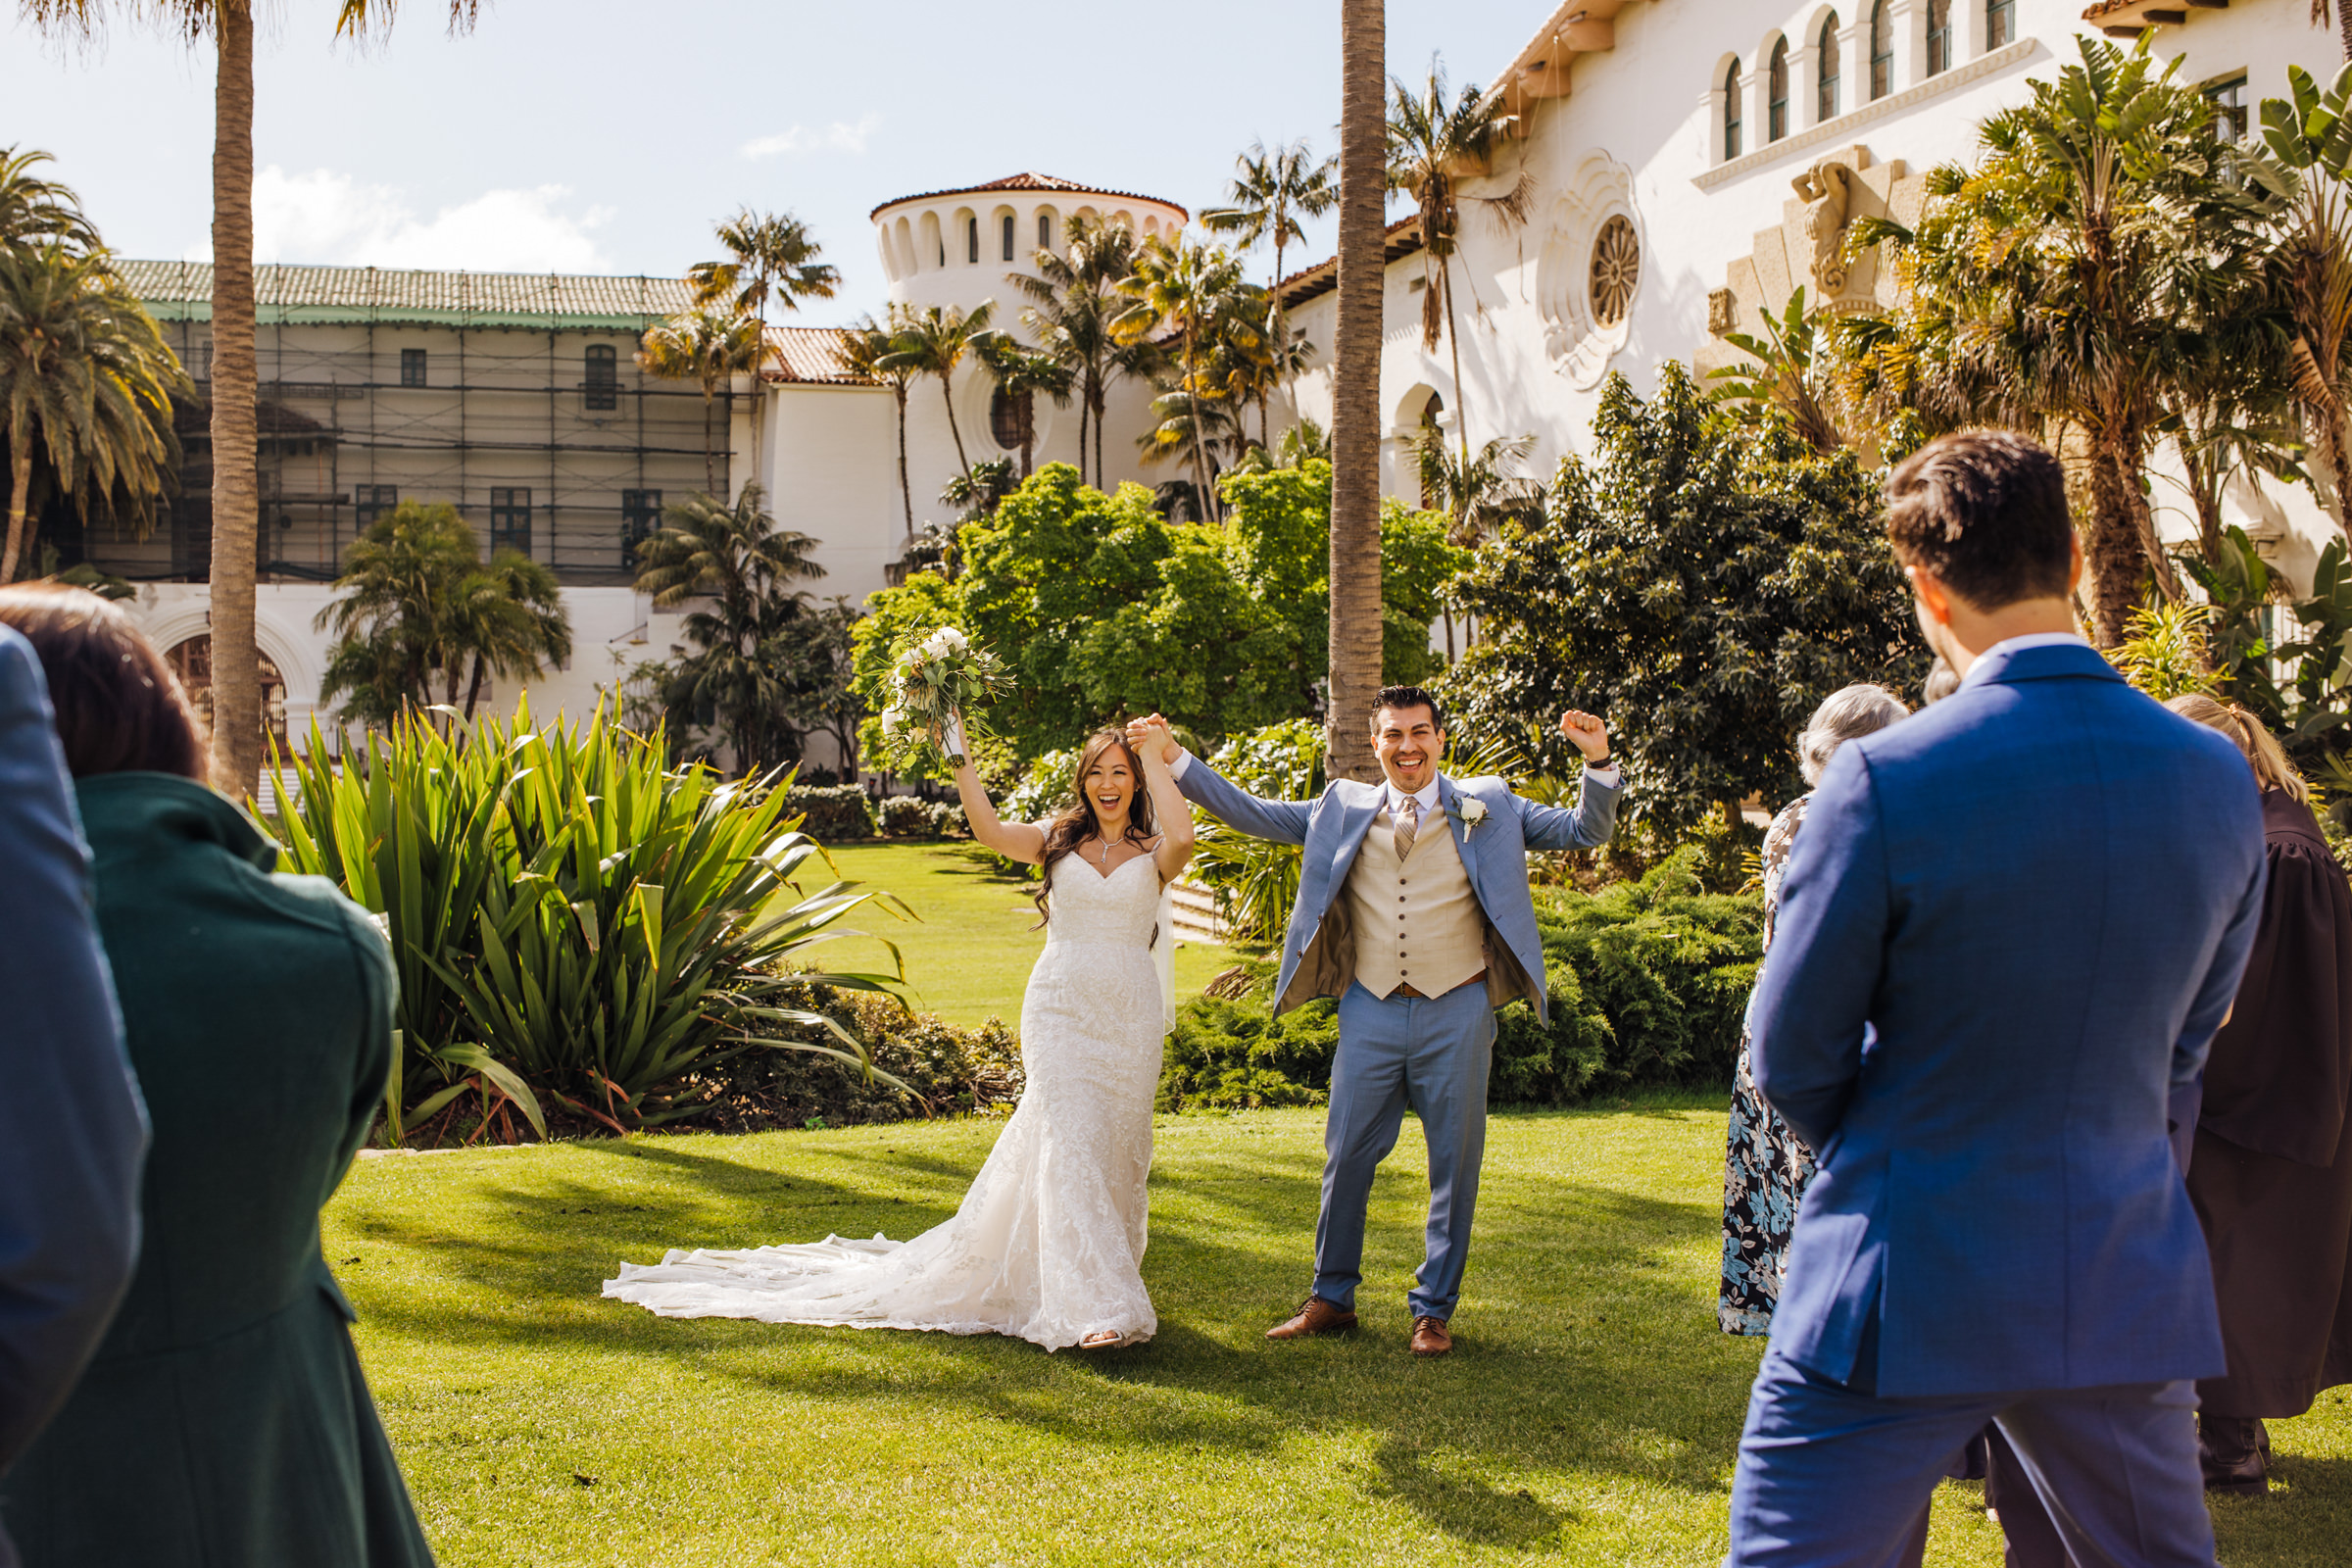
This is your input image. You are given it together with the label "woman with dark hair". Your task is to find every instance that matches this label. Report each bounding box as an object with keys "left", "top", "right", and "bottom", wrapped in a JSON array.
[
  {"left": 608, "top": 720, "right": 1194, "bottom": 1351},
  {"left": 2168, "top": 694, "right": 2352, "bottom": 1496},
  {"left": 0, "top": 587, "right": 434, "bottom": 1566}
]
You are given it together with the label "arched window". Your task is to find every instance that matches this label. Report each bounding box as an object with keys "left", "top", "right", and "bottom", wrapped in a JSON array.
[
  {"left": 1724, "top": 58, "right": 1743, "bottom": 160},
  {"left": 1869, "top": 2, "right": 1892, "bottom": 101},
  {"left": 1038, "top": 212, "right": 1053, "bottom": 251},
  {"left": 1002, "top": 214, "right": 1015, "bottom": 262},
  {"left": 1927, "top": 0, "right": 1953, "bottom": 75},
  {"left": 1987, "top": 0, "right": 2016, "bottom": 48},
  {"left": 966, "top": 216, "right": 979, "bottom": 264},
  {"left": 584, "top": 343, "right": 617, "bottom": 411},
  {"left": 1818, "top": 14, "right": 1841, "bottom": 122},
  {"left": 1768, "top": 40, "right": 1790, "bottom": 141},
  {"left": 989, "top": 386, "right": 1031, "bottom": 452}
]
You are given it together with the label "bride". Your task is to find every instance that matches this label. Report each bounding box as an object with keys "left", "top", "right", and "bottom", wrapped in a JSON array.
[{"left": 604, "top": 718, "right": 1193, "bottom": 1351}]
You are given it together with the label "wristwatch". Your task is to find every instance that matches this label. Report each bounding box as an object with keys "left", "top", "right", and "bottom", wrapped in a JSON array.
[{"left": 1585, "top": 753, "right": 1614, "bottom": 770}]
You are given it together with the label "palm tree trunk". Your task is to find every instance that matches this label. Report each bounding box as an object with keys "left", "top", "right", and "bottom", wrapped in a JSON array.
[
  {"left": 1077, "top": 376, "right": 1093, "bottom": 488},
  {"left": 3, "top": 446, "right": 32, "bottom": 584},
  {"left": 2082, "top": 442, "right": 2148, "bottom": 647},
  {"left": 1094, "top": 388, "right": 1106, "bottom": 488},
  {"left": 1327, "top": 0, "right": 1388, "bottom": 782},
  {"left": 894, "top": 385, "right": 914, "bottom": 539},
  {"left": 702, "top": 387, "right": 716, "bottom": 492},
  {"left": 940, "top": 374, "right": 971, "bottom": 476},
  {"left": 1443, "top": 258, "right": 1473, "bottom": 468},
  {"left": 464, "top": 652, "right": 489, "bottom": 720},
  {"left": 2291, "top": 335, "right": 2351, "bottom": 539},
  {"left": 207, "top": 0, "right": 262, "bottom": 798},
  {"left": 1182, "top": 328, "right": 1215, "bottom": 523}
]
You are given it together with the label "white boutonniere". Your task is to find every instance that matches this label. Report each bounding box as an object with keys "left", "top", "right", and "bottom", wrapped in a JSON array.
[{"left": 1448, "top": 797, "right": 1490, "bottom": 837}]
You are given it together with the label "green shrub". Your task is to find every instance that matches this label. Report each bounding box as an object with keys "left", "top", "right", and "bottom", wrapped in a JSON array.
[
  {"left": 928, "top": 802, "right": 968, "bottom": 839},
  {"left": 879, "top": 794, "right": 937, "bottom": 838},
  {"left": 1001, "top": 745, "right": 1079, "bottom": 824},
  {"left": 1160, "top": 961, "right": 1339, "bottom": 1111},
  {"left": 1186, "top": 718, "right": 1326, "bottom": 946},
  {"left": 785, "top": 784, "right": 879, "bottom": 842},
  {"left": 272, "top": 701, "right": 911, "bottom": 1142},
  {"left": 692, "top": 984, "right": 1022, "bottom": 1131}
]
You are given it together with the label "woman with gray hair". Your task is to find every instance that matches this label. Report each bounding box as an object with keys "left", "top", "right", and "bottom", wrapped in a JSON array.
[{"left": 1719, "top": 682, "right": 1911, "bottom": 1334}]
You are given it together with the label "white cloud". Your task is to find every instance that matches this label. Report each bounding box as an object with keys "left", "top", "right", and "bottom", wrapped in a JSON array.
[
  {"left": 738, "top": 114, "right": 880, "bottom": 161},
  {"left": 185, "top": 167, "right": 614, "bottom": 272}
]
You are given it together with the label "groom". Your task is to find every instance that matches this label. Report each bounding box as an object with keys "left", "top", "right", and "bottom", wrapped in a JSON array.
[{"left": 1130, "top": 688, "right": 1622, "bottom": 1354}]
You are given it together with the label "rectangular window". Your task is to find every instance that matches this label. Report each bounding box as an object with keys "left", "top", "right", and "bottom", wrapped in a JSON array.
[
  {"left": 1926, "top": 0, "right": 1952, "bottom": 77},
  {"left": 355, "top": 484, "right": 397, "bottom": 533},
  {"left": 621, "top": 489, "right": 662, "bottom": 568},
  {"left": 1870, "top": 3, "right": 1892, "bottom": 101},
  {"left": 585, "top": 343, "right": 618, "bottom": 411},
  {"left": 2205, "top": 74, "right": 2250, "bottom": 142},
  {"left": 1986, "top": 0, "right": 2016, "bottom": 50},
  {"left": 489, "top": 487, "right": 531, "bottom": 557},
  {"left": 399, "top": 348, "right": 426, "bottom": 387}
]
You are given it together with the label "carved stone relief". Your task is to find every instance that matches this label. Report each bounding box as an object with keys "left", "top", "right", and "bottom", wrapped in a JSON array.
[{"left": 1536, "top": 151, "right": 1643, "bottom": 390}]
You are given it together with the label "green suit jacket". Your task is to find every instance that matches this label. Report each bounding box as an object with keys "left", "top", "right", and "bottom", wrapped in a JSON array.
[{"left": 0, "top": 773, "right": 433, "bottom": 1567}]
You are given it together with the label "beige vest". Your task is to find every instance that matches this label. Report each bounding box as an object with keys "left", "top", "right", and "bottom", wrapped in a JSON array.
[{"left": 1346, "top": 806, "right": 1489, "bottom": 1001}]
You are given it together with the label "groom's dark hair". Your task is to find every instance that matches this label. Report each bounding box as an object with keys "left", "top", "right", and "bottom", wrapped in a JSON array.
[{"left": 1372, "top": 685, "right": 1446, "bottom": 735}]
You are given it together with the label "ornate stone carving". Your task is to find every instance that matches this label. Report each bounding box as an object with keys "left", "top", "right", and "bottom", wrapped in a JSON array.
[
  {"left": 1590, "top": 217, "right": 1640, "bottom": 327},
  {"left": 1707, "top": 288, "right": 1738, "bottom": 337},
  {"left": 1790, "top": 159, "right": 1856, "bottom": 296},
  {"left": 1536, "top": 151, "right": 1642, "bottom": 389}
]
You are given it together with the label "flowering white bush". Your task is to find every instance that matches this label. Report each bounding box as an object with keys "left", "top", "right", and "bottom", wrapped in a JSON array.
[{"left": 874, "top": 626, "right": 1010, "bottom": 777}]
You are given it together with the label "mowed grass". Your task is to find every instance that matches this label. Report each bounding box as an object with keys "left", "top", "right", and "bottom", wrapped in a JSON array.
[
  {"left": 329, "top": 1103, "right": 2352, "bottom": 1567},
  {"left": 793, "top": 841, "right": 1250, "bottom": 1027}
]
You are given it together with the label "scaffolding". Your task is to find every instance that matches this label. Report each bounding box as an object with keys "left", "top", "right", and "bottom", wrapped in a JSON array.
[{"left": 85, "top": 261, "right": 727, "bottom": 590}]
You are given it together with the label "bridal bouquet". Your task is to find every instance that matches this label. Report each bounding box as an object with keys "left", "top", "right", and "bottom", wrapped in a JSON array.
[{"left": 876, "top": 625, "right": 1010, "bottom": 776}]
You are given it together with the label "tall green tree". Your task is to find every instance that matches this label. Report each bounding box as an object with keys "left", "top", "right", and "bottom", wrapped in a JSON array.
[
  {"left": 1113, "top": 236, "right": 1255, "bottom": 523},
  {"left": 1013, "top": 216, "right": 1149, "bottom": 488},
  {"left": 20, "top": 0, "right": 483, "bottom": 798},
  {"left": 632, "top": 484, "right": 826, "bottom": 772},
  {"left": 688, "top": 209, "right": 840, "bottom": 323},
  {"left": 2262, "top": 64, "right": 2352, "bottom": 538},
  {"left": 637, "top": 307, "right": 763, "bottom": 493},
  {"left": 1388, "top": 56, "right": 1531, "bottom": 467},
  {"left": 447, "top": 548, "right": 569, "bottom": 720},
  {"left": 0, "top": 244, "right": 186, "bottom": 583},
  {"left": 839, "top": 311, "right": 918, "bottom": 539},
  {"left": 879, "top": 301, "right": 996, "bottom": 484},
  {"left": 1202, "top": 138, "right": 1337, "bottom": 442},
  {"left": 1441, "top": 367, "right": 1928, "bottom": 833},
  {"left": 975, "top": 332, "right": 1073, "bottom": 479},
  {"left": 1329, "top": 0, "right": 1389, "bottom": 782},
  {"left": 1849, "top": 35, "right": 2279, "bottom": 643}
]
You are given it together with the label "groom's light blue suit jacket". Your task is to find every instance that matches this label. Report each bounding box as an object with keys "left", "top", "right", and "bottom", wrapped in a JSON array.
[
  {"left": 1175, "top": 757, "right": 1623, "bottom": 1021},
  {"left": 1749, "top": 642, "right": 2266, "bottom": 1397}
]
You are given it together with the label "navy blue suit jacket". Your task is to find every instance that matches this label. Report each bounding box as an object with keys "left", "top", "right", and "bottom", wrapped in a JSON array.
[
  {"left": 1748, "top": 642, "right": 2265, "bottom": 1397},
  {"left": 0, "top": 628, "right": 146, "bottom": 1493}
]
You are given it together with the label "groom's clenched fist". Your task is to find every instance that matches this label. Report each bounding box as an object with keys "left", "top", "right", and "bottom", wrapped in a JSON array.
[
  {"left": 1558, "top": 710, "right": 1612, "bottom": 762},
  {"left": 1125, "top": 712, "right": 1181, "bottom": 765}
]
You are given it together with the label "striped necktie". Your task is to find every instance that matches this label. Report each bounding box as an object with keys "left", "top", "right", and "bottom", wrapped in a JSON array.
[{"left": 1394, "top": 795, "right": 1419, "bottom": 860}]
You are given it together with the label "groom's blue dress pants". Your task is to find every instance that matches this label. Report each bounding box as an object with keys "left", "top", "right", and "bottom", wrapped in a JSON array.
[{"left": 1317, "top": 980, "right": 1495, "bottom": 1321}]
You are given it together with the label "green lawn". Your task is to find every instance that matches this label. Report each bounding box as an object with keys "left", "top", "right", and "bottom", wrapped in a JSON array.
[
  {"left": 331, "top": 1102, "right": 2352, "bottom": 1567},
  {"left": 798, "top": 841, "right": 1250, "bottom": 1027}
]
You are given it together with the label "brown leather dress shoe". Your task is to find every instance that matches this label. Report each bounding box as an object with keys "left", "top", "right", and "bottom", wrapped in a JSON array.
[
  {"left": 1265, "top": 1295, "right": 1357, "bottom": 1340},
  {"left": 1410, "top": 1315, "right": 1452, "bottom": 1356}
]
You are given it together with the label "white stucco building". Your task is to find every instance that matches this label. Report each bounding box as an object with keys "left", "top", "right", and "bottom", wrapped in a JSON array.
[{"left": 93, "top": 1, "right": 2339, "bottom": 777}]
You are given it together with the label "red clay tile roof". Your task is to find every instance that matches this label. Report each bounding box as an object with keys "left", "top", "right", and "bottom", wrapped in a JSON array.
[
  {"left": 1274, "top": 218, "right": 1425, "bottom": 311},
  {"left": 762, "top": 324, "right": 874, "bottom": 386},
  {"left": 870, "top": 172, "right": 1187, "bottom": 223}
]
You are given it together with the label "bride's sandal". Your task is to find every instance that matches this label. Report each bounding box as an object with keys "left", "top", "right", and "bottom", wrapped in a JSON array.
[{"left": 1079, "top": 1330, "right": 1126, "bottom": 1350}]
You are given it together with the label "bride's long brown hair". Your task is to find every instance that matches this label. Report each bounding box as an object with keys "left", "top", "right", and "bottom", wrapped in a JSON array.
[{"left": 1033, "top": 728, "right": 1160, "bottom": 940}]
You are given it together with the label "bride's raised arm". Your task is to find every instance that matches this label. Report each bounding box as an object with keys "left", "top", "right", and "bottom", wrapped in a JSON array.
[
  {"left": 1134, "top": 718, "right": 1195, "bottom": 882},
  {"left": 948, "top": 724, "right": 1048, "bottom": 864}
]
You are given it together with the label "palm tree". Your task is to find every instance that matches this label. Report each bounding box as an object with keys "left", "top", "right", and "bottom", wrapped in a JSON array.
[
  {"left": 2262, "top": 63, "right": 2352, "bottom": 538},
  {"left": 0, "top": 145, "right": 99, "bottom": 251},
  {"left": 1851, "top": 35, "right": 2278, "bottom": 643},
  {"left": 1328, "top": 0, "right": 1388, "bottom": 783},
  {"left": 1203, "top": 139, "right": 1337, "bottom": 439},
  {"left": 879, "top": 301, "right": 996, "bottom": 485},
  {"left": 315, "top": 500, "right": 480, "bottom": 723},
  {"left": 449, "top": 548, "right": 569, "bottom": 720},
  {"left": 1411, "top": 428, "right": 1542, "bottom": 548},
  {"left": 688, "top": 210, "right": 840, "bottom": 492},
  {"left": 1388, "top": 57, "right": 1532, "bottom": 469},
  {"left": 839, "top": 312, "right": 918, "bottom": 539},
  {"left": 1013, "top": 217, "right": 1143, "bottom": 489},
  {"left": 975, "top": 333, "right": 1072, "bottom": 479},
  {"left": 21, "top": 0, "right": 483, "bottom": 798},
  {"left": 0, "top": 244, "right": 186, "bottom": 584},
  {"left": 1114, "top": 237, "right": 1253, "bottom": 521},
  {"left": 637, "top": 307, "right": 764, "bottom": 493},
  {"left": 632, "top": 484, "right": 826, "bottom": 772}
]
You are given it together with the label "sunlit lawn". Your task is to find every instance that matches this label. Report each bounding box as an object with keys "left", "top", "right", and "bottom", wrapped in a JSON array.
[
  {"left": 330, "top": 1102, "right": 2352, "bottom": 1566},
  {"left": 797, "top": 841, "right": 1250, "bottom": 1027}
]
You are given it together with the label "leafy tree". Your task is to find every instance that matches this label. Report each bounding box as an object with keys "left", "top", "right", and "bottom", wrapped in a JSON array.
[
  {"left": 1709, "top": 286, "right": 1851, "bottom": 457},
  {"left": 637, "top": 307, "right": 763, "bottom": 492},
  {"left": 1113, "top": 237, "right": 1256, "bottom": 522},
  {"left": 0, "top": 243, "right": 185, "bottom": 582},
  {"left": 632, "top": 484, "right": 827, "bottom": 772},
  {"left": 21, "top": 0, "right": 485, "bottom": 796},
  {"left": 1330, "top": 0, "right": 1389, "bottom": 782},
  {"left": 2261, "top": 64, "right": 2352, "bottom": 537},
  {"left": 1440, "top": 366, "right": 1929, "bottom": 834},
  {"left": 880, "top": 300, "right": 997, "bottom": 483},
  {"left": 2180, "top": 523, "right": 2352, "bottom": 769}
]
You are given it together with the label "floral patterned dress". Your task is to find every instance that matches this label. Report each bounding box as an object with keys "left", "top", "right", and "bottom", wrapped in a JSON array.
[{"left": 1719, "top": 794, "right": 1817, "bottom": 1335}]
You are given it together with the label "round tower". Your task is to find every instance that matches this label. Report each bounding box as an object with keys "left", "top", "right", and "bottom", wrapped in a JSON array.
[{"left": 869, "top": 172, "right": 1190, "bottom": 315}]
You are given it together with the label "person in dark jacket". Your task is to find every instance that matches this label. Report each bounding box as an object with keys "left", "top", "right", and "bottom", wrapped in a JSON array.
[
  {"left": 0, "top": 624, "right": 147, "bottom": 1568},
  {"left": 2168, "top": 694, "right": 2352, "bottom": 1496},
  {"left": 0, "top": 588, "right": 434, "bottom": 1567}
]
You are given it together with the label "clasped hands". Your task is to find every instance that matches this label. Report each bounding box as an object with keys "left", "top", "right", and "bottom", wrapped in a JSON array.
[{"left": 1120, "top": 710, "right": 1609, "bottom": 764}]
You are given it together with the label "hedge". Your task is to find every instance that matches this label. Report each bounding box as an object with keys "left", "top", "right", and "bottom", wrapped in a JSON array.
[{"left": 785, "top": 784, "right": 879, "bottom": 842}]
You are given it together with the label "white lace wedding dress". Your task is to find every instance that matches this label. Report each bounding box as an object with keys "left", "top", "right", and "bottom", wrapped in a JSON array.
[{"left": 603, "top": 851, "right": 1170, "bottom": 1350}]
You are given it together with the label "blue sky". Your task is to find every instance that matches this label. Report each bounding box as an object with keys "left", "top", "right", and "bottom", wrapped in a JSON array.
[{"left": 2, "top": 0, "right": 1544, "bottom": 320}]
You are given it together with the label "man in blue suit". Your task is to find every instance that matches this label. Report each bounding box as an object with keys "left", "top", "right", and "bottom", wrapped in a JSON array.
[
  {"left": 1732, "top": 432, "right": 2266, "bottom": 1566},
  {"left": 0, "top": 623, "right": 147, "bottom": 1568},
  {"left": 1131, "top": 687, "right": 1621, "bottom": 1353}
]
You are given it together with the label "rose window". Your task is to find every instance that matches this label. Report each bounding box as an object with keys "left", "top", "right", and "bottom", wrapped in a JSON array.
[{"left": 1590, "top": 216, "right": 1640, "bottom": 327}]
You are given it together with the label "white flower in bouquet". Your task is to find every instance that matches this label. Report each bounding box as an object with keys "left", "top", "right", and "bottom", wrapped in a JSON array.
[{"left": 876, "top": 625, "right": 1009, "bottom": 777}]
